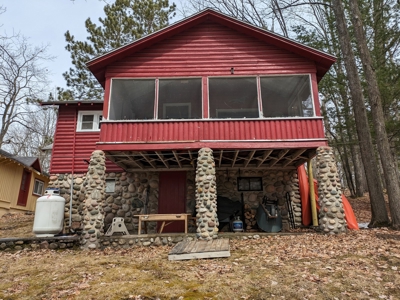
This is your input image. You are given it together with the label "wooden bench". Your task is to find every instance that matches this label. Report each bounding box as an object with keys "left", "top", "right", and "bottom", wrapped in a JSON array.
[{"left": 134, "top": 214, "right": 190, "bottom": 235}]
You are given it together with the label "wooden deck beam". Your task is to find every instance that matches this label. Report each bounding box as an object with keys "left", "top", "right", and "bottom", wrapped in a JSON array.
[
  {"left": 256, "top": 150, "right": 273, "bottom": 167},
  {"left": 156, "top": 151, "right": 169, "bottom": 169},
  {"left": 283, "top": 149, "right": 306, "bottom": 167},
  {"left": 140, "top": 152, "right": 157, "bottom": 169},
  {"left": 244, "top": 150, "right": 256, "bottom": 167},
  {"left": 269, "top": 149, "right": 289, "bottom": 167},
  {"left": 231, "top": 150, "right": 239, "bottom": 167}
]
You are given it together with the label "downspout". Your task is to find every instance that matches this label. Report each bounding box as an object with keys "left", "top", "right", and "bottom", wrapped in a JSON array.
[
  {"left": 307, "top": 159, "right": 318, "bottom": 226},
  {"left": 69, "top": 110, "right": 77, "bottom": 231}
]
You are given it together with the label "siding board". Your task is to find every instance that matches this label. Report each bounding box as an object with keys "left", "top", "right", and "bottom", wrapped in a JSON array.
[
  {"left": 50, "top": 105, "right": 121, "bottom": 174},
  {"left": 106, "top": 21, "right": 316, "bottom": 79},
  {"left": 99, "top": 119, "right": 326, "bottom": 145}
]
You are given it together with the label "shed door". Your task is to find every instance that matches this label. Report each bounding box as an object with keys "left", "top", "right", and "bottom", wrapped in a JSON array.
[
  {"left": 17, "top": 170, "right": 31, "bottom": 206},
  {"left": 158, "top": 171, "right": 186, "bottom": 233}
]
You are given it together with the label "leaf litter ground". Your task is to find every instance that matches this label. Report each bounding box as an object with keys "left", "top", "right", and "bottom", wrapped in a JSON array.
[{"left": 1, "top": 195, "right": 400, "bottom": 299}]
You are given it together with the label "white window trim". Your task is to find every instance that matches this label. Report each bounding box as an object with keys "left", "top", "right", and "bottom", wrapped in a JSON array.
[
  {"left": 77, "top": 111, "right": 102, "bottom": 132},
  {"left": 33, "top": 179, "right": 44, "bottom": 196}
]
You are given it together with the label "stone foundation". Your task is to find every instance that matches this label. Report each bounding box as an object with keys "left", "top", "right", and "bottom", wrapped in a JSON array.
[
  {"left": 316, "top": 147, "right": 347, "bottom": 234},
  {"left": 48, "top": 168, "right": 300, "bottom": 237},
  {"left": 47, "top": 173, "right": 86, "bottom": 233},
  {"left": 80, "top": 150, "right": 107, "bottom": 249},
  {"left": 0, "top": 236, "right": 80, "bottom": 251},
  {"left": 195, "top": 148, "right": 219, "bottom": 240},
  {"left": 103, "top": 172, "right": 159, "bottom": 234},
  {"left": 46, "top": 152, "right": 304, "bottom": 240}
]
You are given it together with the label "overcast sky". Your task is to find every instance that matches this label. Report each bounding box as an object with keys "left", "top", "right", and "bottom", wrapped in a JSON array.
[{"left": 1, "top": 0, "right": 108, "bottom": 95}]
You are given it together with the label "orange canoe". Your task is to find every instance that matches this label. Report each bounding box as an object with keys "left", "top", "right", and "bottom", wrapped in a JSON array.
[{"left": 297, "top": 165, "right": 359, "bottom": 230}]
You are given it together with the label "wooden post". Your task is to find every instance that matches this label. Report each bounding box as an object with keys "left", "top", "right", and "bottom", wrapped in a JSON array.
[{"left": 307, "top": 159, "right": 319, "bottom": 227}]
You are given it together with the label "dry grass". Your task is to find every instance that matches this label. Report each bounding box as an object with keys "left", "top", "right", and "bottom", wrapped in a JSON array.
[
  {"left": 0, "top": 213, "right": 35, "bottom": 238},
  {"left": 1, "top": 231, "right": 400, "bottom": 299},
  {"left": 1, "top": 196, "right": 400, "bottom": 299}
]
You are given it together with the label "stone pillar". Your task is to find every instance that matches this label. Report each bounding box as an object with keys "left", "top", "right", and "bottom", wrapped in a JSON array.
[
  {"left": 81, "top": 150, "right": 106, "bottom": 249},
  {"left": 195, "top": 148, "right": 219, "bottom": 240},
  {"left": 316, "top": 146, "right": 347, "bottom": 234}
]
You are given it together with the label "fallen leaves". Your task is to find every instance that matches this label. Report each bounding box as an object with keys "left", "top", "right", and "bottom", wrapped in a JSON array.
[{"left": 2, "top": 197, "right": 400, "bottom": 299}]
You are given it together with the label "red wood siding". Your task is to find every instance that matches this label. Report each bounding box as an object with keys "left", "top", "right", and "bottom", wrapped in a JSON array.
[
  {"left": 106, "top": 21, "right": 316, "bottom": 79},
  {"left": 50, "top": 105, "right": 121, "bottom": 174},
  {"left": 98, "top": 118, "right": 326, "bottom": 150}
]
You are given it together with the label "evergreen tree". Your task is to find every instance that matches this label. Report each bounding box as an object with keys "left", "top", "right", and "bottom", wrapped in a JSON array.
[{"left": 58, "top": 0, "right": 176, "bottom": 100}]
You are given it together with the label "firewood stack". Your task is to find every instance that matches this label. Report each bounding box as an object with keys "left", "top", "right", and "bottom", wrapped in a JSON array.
[{"left": 244, "top": 204, "right": 258, "bottom": 231}]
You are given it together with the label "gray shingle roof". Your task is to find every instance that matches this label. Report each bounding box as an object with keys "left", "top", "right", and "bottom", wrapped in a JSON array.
[{"left": 0, "top": 148, "right": 41, "bottom": 171}]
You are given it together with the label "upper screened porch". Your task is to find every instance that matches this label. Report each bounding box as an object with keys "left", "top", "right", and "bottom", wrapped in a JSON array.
[{"left": 97, "top": 74, "right": 327, "bottom": 150}]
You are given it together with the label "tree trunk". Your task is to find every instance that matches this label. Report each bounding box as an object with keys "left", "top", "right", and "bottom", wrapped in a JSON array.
[
  {"left": 331, "top": 0, "right": 390, "bottom": 227},
  {"left": 352, "top": 145, "right": 367, "bottom": 197},
  {"left": 348, "top": 0, "right": 400, "bottom": 229}
]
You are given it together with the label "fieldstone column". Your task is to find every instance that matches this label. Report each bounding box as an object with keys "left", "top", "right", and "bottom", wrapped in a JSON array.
[
  {"left": 195, "top": 148, "right": 219, "bottom": 240},
  {"left": 316, "top": 146, "right": 347, "bottom": 234},
  {"left": 81, "top": 150, "right": 106, "bottom": 249}
]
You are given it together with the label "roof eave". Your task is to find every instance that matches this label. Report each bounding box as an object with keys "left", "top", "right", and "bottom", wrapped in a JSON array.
[{"left": 40, "top": 100, "right": 104, "bottom": 106}]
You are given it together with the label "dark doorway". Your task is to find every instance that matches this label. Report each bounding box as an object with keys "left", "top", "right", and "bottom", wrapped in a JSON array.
[
  {"left": 158, "top": 171, "right": 187, "bottom": 233},
  {"left": 17, "top": 170, "right": 31, "bottom": 206}
]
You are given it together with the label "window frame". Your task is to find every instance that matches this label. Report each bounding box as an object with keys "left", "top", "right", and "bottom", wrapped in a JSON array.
[
  {"left": 106, "top": 74, "right": 315, "bottom": 121},
  {"left": 105, "top": 179, "right": 116, "bottom": 194},
  {"left": 33, "top": 179, "right": 45, "bottom": 196},
  {"left": 108, "top": 77, "right": 203, "bottom": 121},
  {"left": 77, "top": 111, "right": 102, "bottom": 132},
  {"left": 208, "top": 76, "right": 261, "bottom": 120},
  {"left": 259, "top": 74, "right": 315, "bottom": 118},
  {"left": 237, "top": 177, "right": 263, "bottom": 191}
]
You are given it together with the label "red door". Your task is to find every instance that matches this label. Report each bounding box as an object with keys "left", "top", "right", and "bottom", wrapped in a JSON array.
[
  {"left": 158, "top": 171, "right": 186, "bottom": 233},
  {"left": 17, "top": 170, "right": 31, "bottom": 206}
]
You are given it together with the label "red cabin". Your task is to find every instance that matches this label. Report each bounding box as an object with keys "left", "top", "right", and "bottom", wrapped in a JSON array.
[{"left": 44, "top": 9, "right": 336, "bottom": 237}]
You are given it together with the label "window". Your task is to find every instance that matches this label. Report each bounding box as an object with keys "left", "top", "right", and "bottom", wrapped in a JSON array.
[
  {"left": 109, "top": 78, "right": 202, "bottom": 120},
  {"left": 158, "top": 79, "right": 202, "bottom": 119},
  {"left": 260, "top": 75, "right": 313, "bottom": 117},
  {"left": 109, "top": 79, "right": 155, "bottom": 120},
  {"left": 33, "top": 179, "right": 44, "bottom": 196},
  {"left": 237, "top": 177, "right": 263, "bottom": 191},
  {"left": 108, "top": 75, "right": 315, "bottom": 121},
  {"left": 105, "top": 179, "right": 116, "bottom": 193},
  {"left": 77, "top": 111, "right": 102, "bottom": 131},
  {"left": 209, "top": 77, "right": 259, "bottom": 119}
]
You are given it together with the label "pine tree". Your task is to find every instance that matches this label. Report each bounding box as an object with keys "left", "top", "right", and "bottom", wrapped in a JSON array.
[{"left": 58, "top": 0, "right": 176, "bottom": 100}]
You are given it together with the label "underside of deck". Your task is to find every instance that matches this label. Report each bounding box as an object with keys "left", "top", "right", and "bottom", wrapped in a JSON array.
[{"left": 104, "top": 148, "right": 317, "bottom": 171}]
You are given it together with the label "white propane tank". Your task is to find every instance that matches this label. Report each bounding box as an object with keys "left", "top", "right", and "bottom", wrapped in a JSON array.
[{"left": 33, "top": 188, "right": 65, "bottom": 237}]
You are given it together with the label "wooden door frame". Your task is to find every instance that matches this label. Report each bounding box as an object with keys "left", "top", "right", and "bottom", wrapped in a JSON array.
[{"left": 17, "top": 169, "right": 31, "bottom": 206}]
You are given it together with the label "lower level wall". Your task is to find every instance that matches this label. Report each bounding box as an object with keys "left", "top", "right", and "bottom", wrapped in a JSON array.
[
  {"left": 216, "top": 169, "right": 300, "bottom": 231},
  {"left": 0, "top": 232, "right": 278, "bottom": 252},
  {"left": 47, "top": 168, "right": 302, "bottom": 235}
]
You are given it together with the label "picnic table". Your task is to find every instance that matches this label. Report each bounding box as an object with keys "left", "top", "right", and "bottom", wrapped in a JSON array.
[{"left": 134, "top": 213, "right": 191, "bottom": 235}]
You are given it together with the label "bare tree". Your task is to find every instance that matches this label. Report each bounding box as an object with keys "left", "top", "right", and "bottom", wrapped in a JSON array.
[
  {"left": 182, "top": 0, "right": 297, "bottom": 36},
  {"left": 6, "top": 104, "right": 57, "bottom": 173},
  {"left": 348, "top": 0, "right": 400, "bottom": 229},
  {"left": 331, "top": 0, "right": 390, "bottom": 227},
  {"left": 0, "top": 33, "right": 53, "bottom": 148}
]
